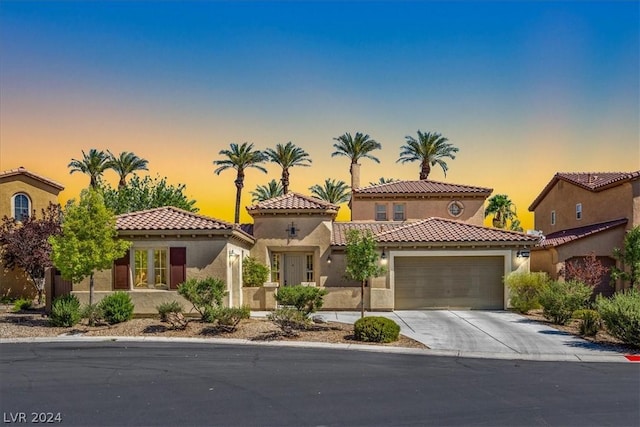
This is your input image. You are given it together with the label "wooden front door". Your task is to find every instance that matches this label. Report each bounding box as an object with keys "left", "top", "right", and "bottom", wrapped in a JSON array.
[{"left": 284, "top": 253, "right": 305, "bottom": 287}]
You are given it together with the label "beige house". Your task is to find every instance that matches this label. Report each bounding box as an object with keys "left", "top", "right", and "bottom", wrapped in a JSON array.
[
  {"left": 528, "top": 171, "right": 640, "bottom": 294},
  {"left": 0, "top": 167, "right": 64, "bottom": 299}
]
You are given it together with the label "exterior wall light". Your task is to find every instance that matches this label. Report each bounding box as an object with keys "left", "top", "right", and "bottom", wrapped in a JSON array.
[{"left": 517, "top": 249, "right": 530, "bottom": 258}]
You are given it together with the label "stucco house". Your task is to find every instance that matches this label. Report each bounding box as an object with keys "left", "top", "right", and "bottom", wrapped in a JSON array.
[
  {"left": 0, "top": 167, "right": 64, "bottom": 299},
  {"left": 528, "top": 171, "right": 640, "bottom": 295}
]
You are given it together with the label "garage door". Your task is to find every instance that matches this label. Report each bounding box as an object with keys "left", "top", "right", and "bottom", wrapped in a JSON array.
[{"left": 394, "top": 256, "right": 504, "bottom": 310}]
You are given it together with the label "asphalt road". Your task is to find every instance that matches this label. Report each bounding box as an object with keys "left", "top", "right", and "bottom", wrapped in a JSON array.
[{"left": 1, "top": 342, "right": 638, "bottom": 427}]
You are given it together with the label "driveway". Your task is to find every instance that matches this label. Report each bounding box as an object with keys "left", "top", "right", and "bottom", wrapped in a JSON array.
[{"left": 326, "top": 310, "right": 624, "bottom": 360}]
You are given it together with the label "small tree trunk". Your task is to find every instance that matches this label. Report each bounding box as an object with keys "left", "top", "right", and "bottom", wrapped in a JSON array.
[
  {"left": 360, "top": 279, "right": 365, "bottom": 319},
  {"left": 89, "top": 272, "right": 94, "bottom": 307},
  {"left": 34, "top": 277, "right": 45, "bottom": 306}
]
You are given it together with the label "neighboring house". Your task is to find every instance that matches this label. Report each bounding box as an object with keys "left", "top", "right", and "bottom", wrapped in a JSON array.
[
  {"left": 0, "top": 167, "right": 64, "bottom": 299},
  {"left": 528, "top": 171, "right": 640, "bottom": 295}
]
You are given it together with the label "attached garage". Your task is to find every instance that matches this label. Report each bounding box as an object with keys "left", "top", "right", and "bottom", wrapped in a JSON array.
[{"left": 394, "top": 255, "right": 505, "bottom": 310}]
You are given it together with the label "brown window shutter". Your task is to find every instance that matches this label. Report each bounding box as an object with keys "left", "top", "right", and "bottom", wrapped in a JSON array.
[
  {"left": 170, "top": 247, "right": 186, "bottom": 290},
  {"left": 113, "top": 250, "right": 130, "bottom": 290}
]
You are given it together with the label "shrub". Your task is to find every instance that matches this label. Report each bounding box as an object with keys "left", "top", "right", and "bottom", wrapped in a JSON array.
[
  {"left": 12, "top": 298, "right": 33, "bottom": 312},
  {"left": 275, "top": 285, "right": 328, "bottom": 316},
  {"left": 538, "top": 280, "right": 592, "bottom": 325},
  {"left": 207, "top": 306, "right": 251, "bottom": 331},
  {"left": 267, "top": 307, "right": 311, "bottom": 336},
  {"left": 242, "top": 256, "right": 269, "bottom": 287},
  {"left": 98, "top": 291, "right": 134, "bottom": 325},
  {"left": 156, "top": 301, "right": 183, "bottom": 322},
  {"left": 354, "top": 316, "right": 400, "bottom": 343},
  {"left": 178, "top": 277, "right": 227, "bottom": 318},
  {"left": 49, "top": 294, "right": 81, "bottom": 327},
  {"left": 596, "top": 289, "right": 640, "bottom": 347},
  {"left": 505, "top": 272, "right": 549, "bottom": 314},
  {"left": 81, "top": 303, "right": 104, "bottom": 326},
  {"left": 573, "top": 309, "right": 601, "bottom": 337}
]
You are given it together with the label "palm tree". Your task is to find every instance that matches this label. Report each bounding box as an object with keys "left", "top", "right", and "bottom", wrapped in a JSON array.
[
  {"left": 397, "top": 130, "right": 459, "bottom": 180},
  {"left": 309, "top": 179, "right": 350, "bottom": 204},
  {"left": 485, "top": 194, "right": 519, "bottom": 229},
  {"left": 107, "top": 151, "right": 149, "bottom": 189},
  {"left": 68, "top": 149, "right": 110, "bottom": 189},
  {"left": 369, "top": 177, "right": 398, "bottom": 186},
  {"left": 214, "top": 142, "right": 267, "bottom": 224},
  {"left": 331, "top": 132, "right": 382, "bottom": 191},
  {"left": 251, "top": 179, "right": 284, "bottom": 202},
  {"left": 264, "top": 142, "right": 311, "bottom": 194}
]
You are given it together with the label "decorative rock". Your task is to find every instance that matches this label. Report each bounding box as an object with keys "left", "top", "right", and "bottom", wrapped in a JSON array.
[{"left": 312, "top": 315, "right": 327, "bottom": 324}]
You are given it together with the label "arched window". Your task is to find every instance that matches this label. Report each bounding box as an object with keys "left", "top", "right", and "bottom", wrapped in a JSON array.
[{"left": 12, "top": 193, "right": 31, "bottom": 221}]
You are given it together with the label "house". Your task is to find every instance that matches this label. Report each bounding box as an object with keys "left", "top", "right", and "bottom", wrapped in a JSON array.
[
  {"left": 0, "top": 167, "right": 64, "bottom": 299},
  {"left": 528, "top": 171, "right": 640, "bottom": 295}
]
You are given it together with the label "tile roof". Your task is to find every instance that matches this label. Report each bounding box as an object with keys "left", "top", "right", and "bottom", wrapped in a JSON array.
[
  {"left": 247, "top": 192, "right": 339, "bottom": 212},
  {"left": 0, "top": 166, "right": 65, "bottom": 191},
  {"left": 529, "top": 171, "right": 640, "bottom": 211},
  {"left": 538, "top": 218, "right": 628, "bottom": 248},
  {"left": 353, "top": 179, "right": 492, "bottom": 195},
  {"left": 332, "top": 218, "right": 537, "bottom": 246},
  {"left": 117, "top": 206, "right": 238, "bottom": 232}
]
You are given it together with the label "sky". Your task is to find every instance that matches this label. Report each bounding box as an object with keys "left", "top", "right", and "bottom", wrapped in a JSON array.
[{"left": 1, "top": 1, "right": 638, "bottom": 230}]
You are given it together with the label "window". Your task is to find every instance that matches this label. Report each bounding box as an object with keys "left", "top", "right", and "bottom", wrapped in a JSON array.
[
  {"left": 375, "top": 204, "right": 387, "bottom": 221},
  {"left": 12, "top": 193, "right": 31, "bottom": 221},
  {"left": 271, "top": 253, "right": 281, "bottom": 283},
  {"left": 576, "top": 203, "right": 582, "bottom": 220},
  {"left": 134, "top": 248, "right": 168, "bottom": 289},
  {"left": 447, "top": 201, "right": 464, "bottom": 217},
  {"left": 305, "top": 254, "right": 314, "bottom": 282},
  {"left": 393, "top": 203, "right": 405, "bottom": 221},
  {"left": 551, "top": 210, "right": 556, "bottom": 225}
]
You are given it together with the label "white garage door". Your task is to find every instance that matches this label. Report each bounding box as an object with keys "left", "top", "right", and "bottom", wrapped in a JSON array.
[{"left": 394, "top": 256, "right": 504, "bottom": 310}]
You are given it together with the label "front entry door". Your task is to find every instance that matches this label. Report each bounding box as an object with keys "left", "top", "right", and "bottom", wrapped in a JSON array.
[{"left": 284, "top": 253, "right": 305, "bottom": 286}]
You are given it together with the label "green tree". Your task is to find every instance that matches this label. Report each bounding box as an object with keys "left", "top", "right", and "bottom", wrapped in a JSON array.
[
  {"left": 264, "top": 142, "right": 312, "bottom": 194},
  {"left": 251, "top": 179, "right": 284, "bottom": 202},
  {"left": 107, "top": 151, "right": 149, "bottom": 189},
  {"left": 68, "top": 149, "right": 110, "bottom": 189},
  {"left": 611, "top": 226, "right": 640, "bottom": 289},
  {"left": 332, "top": 132, "right": 381, "bottom": 192},
  {"left": 214, "top": 142, "right": 267, "bottom": 224},
  {"left": 369, "top": 177, "right": 398, "bottom": 186},
  {"left": 344, "top": 229, "right": 386, "bottom": 318},
  {"left": 100, "top": 174, "right": 198, "bottom": 214},
  {"left": 485, "top": 194, "right": 519, "bottom": 229},
  {"left": 49, "top": 189, "right": 131, "bottom": 306},
  {"left": 309, "top": 179, "right": 350, "bottom": 204},
  {"left": 397, "top": 130, "right": 459, "bottom": 180}
]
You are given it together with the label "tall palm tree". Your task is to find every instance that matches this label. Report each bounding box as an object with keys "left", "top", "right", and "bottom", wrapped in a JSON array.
[
  {"left": 264, "top": 141, "right": 312, "bottom": 194},
  {"left": 251, "top": 179, "right": 284, "bottom": 202},
  {"left": 309, "top": 179, "right": 350, "bottom": 204},
  {"left": 485, "top": 194, "right": 519, "bottom": 229},
  {"left": 107, "top": 151, "right": 149, "bottom": 189},
  {"left": 331, "top": 132, "right": 381, "bottom": 191},
  {"left": 397, "top": 130, "right": 459, "bottom": 180},
  {"left": 214, "top": 142, "right": 267, "bottom": 223},
  {"left": 68, "top": 149, "right": 110, "bottom": 189}
]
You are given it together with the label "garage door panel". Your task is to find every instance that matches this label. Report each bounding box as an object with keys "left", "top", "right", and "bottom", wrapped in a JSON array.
[{"left": 395, "top": 256, "right": 504, "bottom": 310}]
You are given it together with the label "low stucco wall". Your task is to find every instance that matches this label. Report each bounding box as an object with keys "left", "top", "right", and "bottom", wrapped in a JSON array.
[
  {"left": 72, "top": 291, "right": 193, "bottom": 316},
  {"left": 321, "top": 287, "right": 390, "bottom": 311},
  {"left": 242, "top": 285, "right": 278, "bottom": 310}
]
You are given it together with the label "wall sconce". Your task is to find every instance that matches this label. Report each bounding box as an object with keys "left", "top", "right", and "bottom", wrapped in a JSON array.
[
  {"left": 229, "top": 250, "right": 240, "bottom": 264},
  {"left": 286, "top": 222, "right": 298, "bottom": 238},
  {"left": 517, "top": 249, "right": 530, "bottom": 258},
  {"left": 327, "top": 254, "right": 332, "bottom": 264},
  {"left": 381, "top": 248, "right": 386, "bottom": 260}
]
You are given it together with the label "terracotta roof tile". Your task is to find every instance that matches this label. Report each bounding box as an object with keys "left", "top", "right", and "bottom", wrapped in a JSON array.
[
  {"left": 247, "top": 192, "right": 339, "bottom": 211},
  {"left": 0, "top": 166, "right": 65, "bottom": 191},
  {"left": 353, "top": 180, "right": 492, "bottom": 195},
  {"left": 538, "top": 218, "right": 628, "bottom": 248},
  {"left": 117, "top": 207, "right": 237, "bottom": 232}
]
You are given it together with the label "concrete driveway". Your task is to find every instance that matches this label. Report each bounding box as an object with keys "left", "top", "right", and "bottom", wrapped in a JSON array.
[{"left": 326, "top": 310, "right": 624, "bottom": 360}]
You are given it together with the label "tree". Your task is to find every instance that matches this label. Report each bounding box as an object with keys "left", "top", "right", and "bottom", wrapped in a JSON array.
[
  {"left": 107, "top": 151, "right": 149, "bottom": 189},
  {"left": 0, "top": 204, "right": 62, "bottom": 304},
  {"left": 251, "top": 179, "right": 284, "bottom": 202},
  {"left": 397, "top": 130, "right": 458, "bottom": 180},
  {"left": 49, "top": 189, "right": 131, "bottom": 306},
  {"left": 485, "top": 194, "right": 519, "bottom": 229},
  {"left": 264, "top": 142, "right": 311, "bottom": 194},
  {"left": 332, "top": 132, "right": 381, "bottom": 192},
  {"left": 213, "top": 142, "right": 267, "bottom": 224},
  {"left": 563, "top": 252, "right": 610, "bottom": 289},
  {"left": 611, "top": 226, "right": 640, "bottom": 289},
  {"left": 369, "top": 177, "right": 398, "bottom": 186},
  {"left": 309, "top": 179, "right": 350, "bottom": 204},
  {"left": 68, "top": 149, "right": 110, "bottom": 189},
  {"left": 100, "top": 174, "right": 198, "bottom": 214},
  {"left": 344, "top": 229, "right": 386, "bottom": 318}
]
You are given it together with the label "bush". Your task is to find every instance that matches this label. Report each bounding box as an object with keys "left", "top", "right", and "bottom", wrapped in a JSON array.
[
  {"left": 98, "top": 292, "right": 134, "bottom": 325},
  {"left": 49, "top": 294, "right": 81, "bottom": 327},
  {"left": 206, "top": 306, "right": 251, "bottom": 331},
  {"left": 178, "top": 277, "right": 227, "bottom": 318},
  {"left": 156, "top": 301, "right": 184, "bottom": 322},
  {"left": 12, "top": 298, "right": 33, "bottom": 312},
  {"left": 538, "top": 280, "right": 592, "bottom": 325},
  {"left": 354, "top": 316, "right": 400, "bottom": 343},
  {"left": 275, "top": 285, "right": 328, "bottom": 316},
  {"left": 242, "top": 256, "right": 270, "bottom": 287},
  {"left": 596, "top": 289, "right": 640, "bottom": 347},
  {"left": 267, "top": 307, "right": 311, "bottom": 336},
  {"left": 505, "top": 272, "right": 549, "bottom": 314},
  {"left": 573, "top": 309, "right": 601, "bottom": 337},
  {"left": 81, "top": 303, "right": 104, "bottom": 326}
]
